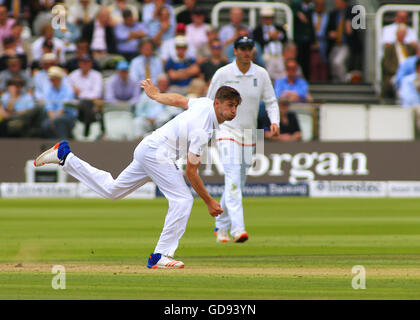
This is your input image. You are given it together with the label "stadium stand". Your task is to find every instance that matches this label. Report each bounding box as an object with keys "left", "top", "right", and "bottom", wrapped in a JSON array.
[{"left": 1, "top": 0, "right": 420, "bottom": 142}]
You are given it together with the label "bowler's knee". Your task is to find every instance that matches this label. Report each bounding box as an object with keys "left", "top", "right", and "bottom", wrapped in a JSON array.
[
  {"left": 108, "top": 193, "right": 123, "bottom": 201},
  {"left": 105, "top": 184, "right": 124, "bottom": 201},
  {"left": 182, "top": 194, "right": 194, "bottom": 209}
]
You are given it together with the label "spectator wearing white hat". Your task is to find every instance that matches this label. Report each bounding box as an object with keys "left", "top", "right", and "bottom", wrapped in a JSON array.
[
  {"left": 165, "top": 35, "right": 200, "bottom": 95},
  {"left": 41, "top": 66, "right": 77, "bottom": 139},
  {"left": 159, "top": 22, "right": 196, "bottom": 64},
  {"left": 33, "top": 52, "right": 69, "bottom": 102},
  {"left": 253, "top": 6, "right": 288, "bottom": 58}
]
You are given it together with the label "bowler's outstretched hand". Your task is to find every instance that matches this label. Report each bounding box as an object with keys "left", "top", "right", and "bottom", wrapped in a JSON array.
[{"left": 140, "top": 79, "right": 158, "bottom": 100}]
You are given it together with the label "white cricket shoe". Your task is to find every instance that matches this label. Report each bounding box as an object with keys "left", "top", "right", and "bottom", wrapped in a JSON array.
[
  {"left": 216, "top": 228, "right": 230, "bottom": 243},
  {"left": 34, "top": 140, "right": 71, "bottom": 167},
  {"left": 233, "top": 230, "right": 248, "bottom": 243},
  {"left": 147, "top": 253, "right": 184, "bottom": 269}
]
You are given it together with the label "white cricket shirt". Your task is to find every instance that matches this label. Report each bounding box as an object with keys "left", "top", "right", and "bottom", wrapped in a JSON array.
[
  {"left": 206, "top": 60, "right": 279, "bottom": 142},
  {"left": 144, "top": 97, "right": 219, "bottom": 160}
]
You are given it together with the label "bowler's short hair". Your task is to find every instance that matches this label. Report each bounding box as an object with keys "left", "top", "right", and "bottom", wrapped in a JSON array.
[{"left": 214, "top": 86, "right": 242, "bottom": 106}]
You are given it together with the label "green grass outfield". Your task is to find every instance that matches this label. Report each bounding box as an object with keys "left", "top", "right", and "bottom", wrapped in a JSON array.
[{"left": 1, "top": 197, "right": 420, "bottom": 299}]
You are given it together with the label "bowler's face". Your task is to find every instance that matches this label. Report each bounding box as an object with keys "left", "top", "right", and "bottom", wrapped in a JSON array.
[{"left": 216, "top": 99, "right": 238, "bottom": 122}]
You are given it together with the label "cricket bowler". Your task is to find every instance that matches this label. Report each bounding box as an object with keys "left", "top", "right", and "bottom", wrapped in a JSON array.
[{"left": 34, "top": 79, "right": 241, "bottom": 269}]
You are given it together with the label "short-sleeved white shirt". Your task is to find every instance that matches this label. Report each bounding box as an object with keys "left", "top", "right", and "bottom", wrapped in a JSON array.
[{"left": 144, "top": 97, "right": 219, "bottom": 160}]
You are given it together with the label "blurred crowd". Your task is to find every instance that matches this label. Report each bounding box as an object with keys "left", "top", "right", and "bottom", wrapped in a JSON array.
[
  {"left": 381, "top": 11, "right": 420, "bottom": 106},
  {"left": 0, "top": 0, "right": 417, "bottom": 141}
]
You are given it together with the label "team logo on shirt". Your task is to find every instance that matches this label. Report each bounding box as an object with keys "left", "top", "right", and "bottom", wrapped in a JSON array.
[{"left": 253, "top": 78, "right": 258, "bottom": 87}]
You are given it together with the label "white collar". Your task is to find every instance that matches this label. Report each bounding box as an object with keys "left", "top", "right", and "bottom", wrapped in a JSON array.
[{"left": 232, "top": 60, "right": 255, "bottom": 76}]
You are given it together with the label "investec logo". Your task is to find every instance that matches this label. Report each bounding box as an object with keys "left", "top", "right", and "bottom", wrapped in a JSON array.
[{"left": 201, "top": 148, "right": 369, "bottom": 183}]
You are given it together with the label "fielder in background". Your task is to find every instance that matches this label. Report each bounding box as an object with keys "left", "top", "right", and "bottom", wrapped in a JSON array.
[
  {"left": 207, "top": 36, "right": 280, "bottom": 243},
  {"left": 34, "top": 79, "right": 242, "bottom": 269}
]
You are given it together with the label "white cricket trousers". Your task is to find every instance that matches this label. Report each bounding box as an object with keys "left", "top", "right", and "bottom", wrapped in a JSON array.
[
  {"left": 215, "top": 139, "right": 253, "bottom": 236},
  {"left": 63, "top": 140, "right": 194, "bottom": 257}
]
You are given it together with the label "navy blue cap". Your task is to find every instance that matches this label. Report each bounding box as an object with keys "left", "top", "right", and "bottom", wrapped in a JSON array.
[{"left": 234, "top": 36, "right": 255, "bottom": 49}]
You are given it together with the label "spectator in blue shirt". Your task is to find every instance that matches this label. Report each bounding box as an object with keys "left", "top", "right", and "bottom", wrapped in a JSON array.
[
  {"left": 0, "top": 56, "right": 32, "bottom": 94},
  {"left": 1, "top": 78, "right": 34, "bottom": 113},
  {"left": 129, "top": 38, "right": 163, "bottom": 84},
  {"left": 396, "top": 46, "right": 420, "bottom": 89},
  {"left": 148, "top": 6, "right": 175, "bottom": 48},
  {"left": 165, "top": 35, "right": 200, "bottom": 95},
  {"left": 274, "top": 58, "right": 312, "bottom": 102},
  {"left": 400, "top": 59, "right": 420, "bottom": 107},
  {"left": 41, "top": 66, "right": 77, "bottom": 139},
  {"left": 0, "top": 76, "right": 41, "bottom": 137},
  {"left": 105, "top": 60, "right": 140, "bottom": 107},
  {"left": 33, "top": 53, "right": 71, "bottom": 103},
  {"left": 114, "top": 9, "right": 148, "bottom": 61},
  {"left": 142, "top": 0, "right": 176, "bottom": 27}
]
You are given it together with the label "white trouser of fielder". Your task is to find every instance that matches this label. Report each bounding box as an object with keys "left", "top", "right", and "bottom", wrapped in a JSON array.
[
  {"left": 62, "top": 140, "right": 194, "bottom": 257},
  {"left": 215, "top": 139, "right": 254, "bottom": 236}
]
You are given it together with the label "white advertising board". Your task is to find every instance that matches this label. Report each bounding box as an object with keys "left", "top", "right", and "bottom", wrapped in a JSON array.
[{"left": 310, "top": 181, "right": 388, "bottom": 197}]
